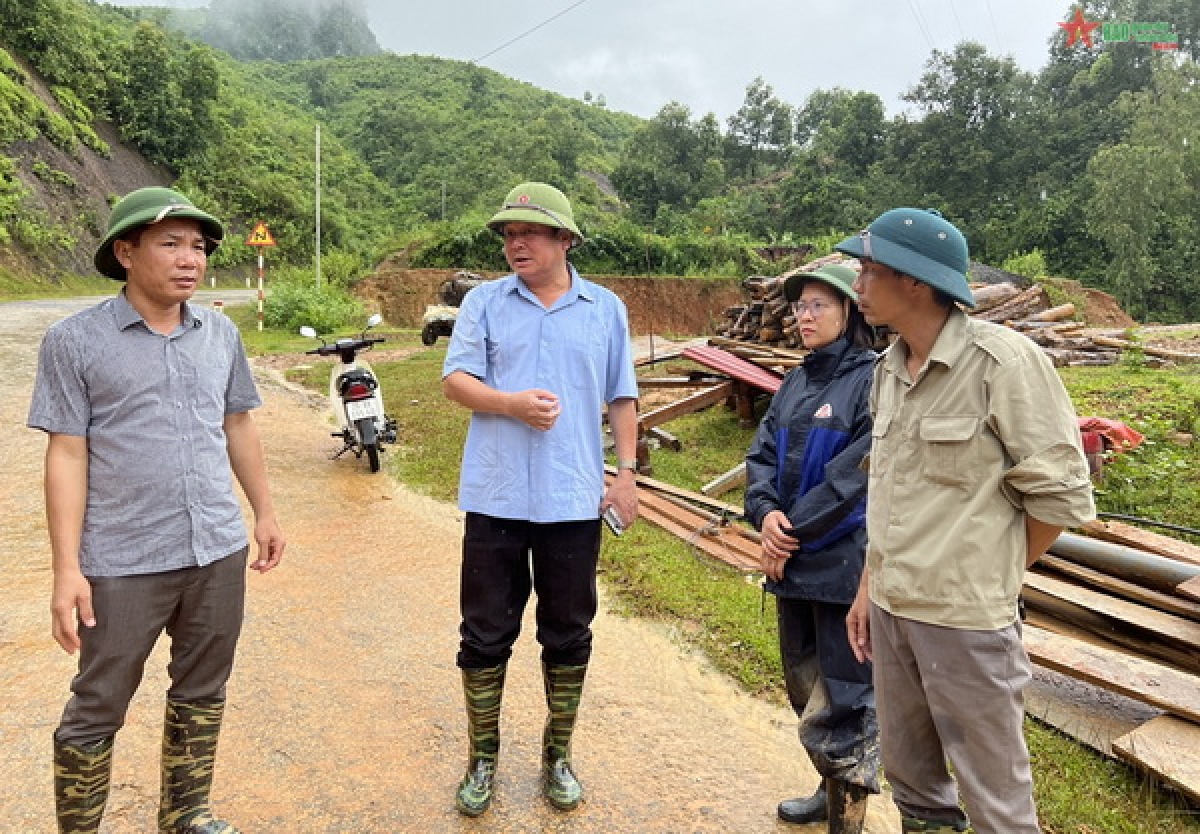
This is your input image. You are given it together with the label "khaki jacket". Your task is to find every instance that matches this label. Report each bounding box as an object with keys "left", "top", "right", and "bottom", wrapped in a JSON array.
[{"left": 866, "top": 309, "right": 1095, "bottom": 629}]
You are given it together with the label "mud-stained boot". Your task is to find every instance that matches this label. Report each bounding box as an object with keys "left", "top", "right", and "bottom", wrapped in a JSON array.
[
  {"left": 455, "top": 664, "right": 506, "bottom": 817},
  {"left": 158, "top": 699, "right": 241, "bottom": 834},
  {"left": 827, "top": 779, "right": 869, "bottom": 834},
  {"left": 901, "top": 815, "right": 969, "bottom": 832},
  {"left": 541, "top": 662, "right": 587, "bottom": 811},
  {"left": 776, "top": 782, "right": 827, "bottom": 824},
  {"left": 54, "top": 736, "right": 114, "bottom": 834}
]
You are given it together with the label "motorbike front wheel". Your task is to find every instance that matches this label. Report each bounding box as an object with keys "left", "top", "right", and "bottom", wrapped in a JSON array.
[{"left": 354, "top": 417, "right": 381, "bottom": 473}]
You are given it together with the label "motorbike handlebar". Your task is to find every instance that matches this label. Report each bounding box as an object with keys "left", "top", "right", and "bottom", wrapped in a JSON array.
[{"left": 304, "top": 336, "right": 387, "bottom": 356}]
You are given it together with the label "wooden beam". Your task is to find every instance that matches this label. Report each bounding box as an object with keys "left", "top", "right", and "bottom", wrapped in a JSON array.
[
  {"left": 1112, "top": 716, "right": 1200, "bottom": 804},
  {"left": 638, "top": 381, "right": 735, "bottom": 431},
  {"left": 604, "top": 466, "right": 745, "bottom": 520},
  {"left": 638, "top": 376, "right": 729, "bottom": 389},
  {"left": 1091, "top": 335, "right": 1200, "bottom": 363},
  {"left": 1179, "top": 575, "right": 1200, "bottom": 604},
  {"left": 1023, "top": 624, "right": 1200, "bottom": 724},
  {"left": 647, "top": 426, "right": 681, "bottom": 452},
  {"left": 701, "top": 462, "right": 747, "bottom": 497},
  {"left": 1024, "top": 571, "right": 1200, "bottom": 650},
  {"left": 1037, "top": 555, "right": 1200, "bottom": 621}
]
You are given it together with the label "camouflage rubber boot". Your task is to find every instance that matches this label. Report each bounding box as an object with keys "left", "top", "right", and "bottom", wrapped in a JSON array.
[
  {"left": 827, "top": 779, "right": 869, "bottom": 834},
  {"left": 901, "top": 815, "right": 969, "bottom": 832},
  {"left": 158, "top": 699, "right": 241, "bottom": 834},
  {"left": 541, "top": 662, "right": 587, "bottom": 811},
  {"left": 53, "top": 736, "right": 114, "bottom": 834},
  {"left": 455, "top": 664, "right": 506, "bottom": 817}
]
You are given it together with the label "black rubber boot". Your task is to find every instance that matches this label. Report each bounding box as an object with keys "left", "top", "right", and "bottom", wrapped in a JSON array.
[
  {"left": 53, "top": 736, "right": 114, "bottom": 834},
  {"left": 777, "top": 782, "right": 827, "bottom": 824},
  {"left": 455, "top": 664, "right": 506, "bottom": 817},
  {"left": 827, "top": 779, "right": 869, "bottom": 834}
]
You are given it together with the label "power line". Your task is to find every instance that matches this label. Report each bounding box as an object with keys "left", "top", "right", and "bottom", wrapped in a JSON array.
[
  {"left": 947, "top": 0, "right": 966, "bottom": 42},
  {"left": 904, "top": 0, "right": 937, "bottom": 53},
  {"left": 471, "top": 0, "right": 590, "bottom": 64},
  {"left": 984, "top": 0, "right": 1007, "bottom": 54}
]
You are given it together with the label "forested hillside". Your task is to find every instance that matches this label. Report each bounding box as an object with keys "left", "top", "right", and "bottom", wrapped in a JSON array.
[{"left": 0, "top": 0, "right": 1198, "bottom": 320}]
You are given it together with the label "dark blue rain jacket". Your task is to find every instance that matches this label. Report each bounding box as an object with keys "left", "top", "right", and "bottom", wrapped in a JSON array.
[{"left": 745, "top": 337, "right": 875, "bottom": 603}]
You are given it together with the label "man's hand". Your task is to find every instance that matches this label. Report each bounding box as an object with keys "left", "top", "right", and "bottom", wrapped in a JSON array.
[
  {"left": 601, "top": 470, "right": 639, "bottom": 530},
  {"left": 759, "top": 510, "right": 798, "bottom": 581},
  {"left": 846, "top": 576, "right": 872, "bottom": 664},
  {"left": 508, "top": 389, "right": 561, "bottom": 431},
  {"left": 51, "top": 570, "right": 94, "bottom": 655},
  {"left": 251, "top": 515, "right": 286, "bottom": 573}
]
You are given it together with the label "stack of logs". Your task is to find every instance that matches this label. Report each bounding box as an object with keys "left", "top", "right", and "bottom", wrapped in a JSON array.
[{"left": 716, "top": 256, "right": 1193, "bottom": 368}]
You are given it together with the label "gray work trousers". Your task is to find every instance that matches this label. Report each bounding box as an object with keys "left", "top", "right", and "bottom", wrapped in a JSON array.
[
  {"left": 870, "top": 602, "right": 1039, "bottom": 834},
  {"left": 56, "top": 548, "right": 248, "bottom": 745}
]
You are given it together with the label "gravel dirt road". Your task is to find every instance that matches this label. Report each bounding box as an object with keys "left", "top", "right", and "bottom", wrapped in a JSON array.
[{"left": 0, "top": 295, "right": 900, "bottom": 833}]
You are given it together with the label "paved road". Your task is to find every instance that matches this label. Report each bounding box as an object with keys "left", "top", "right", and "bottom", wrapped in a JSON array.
[{"left": 0, "top": 295, "right": 900, "bottom": 833}]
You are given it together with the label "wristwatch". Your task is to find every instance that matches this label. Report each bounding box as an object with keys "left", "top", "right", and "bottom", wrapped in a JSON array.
[{"left": 617, "top": 459, "right": 638, "bottom": 472}]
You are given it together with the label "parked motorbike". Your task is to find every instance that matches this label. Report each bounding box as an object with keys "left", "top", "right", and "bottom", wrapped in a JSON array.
[{"left": 300, "top": 313, "right": 397, "bottom": 472}]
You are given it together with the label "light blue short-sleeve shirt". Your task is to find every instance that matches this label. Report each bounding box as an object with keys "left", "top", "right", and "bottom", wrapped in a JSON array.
[{"left": 442, "top": 267, "right": 638, "bottom": 522}]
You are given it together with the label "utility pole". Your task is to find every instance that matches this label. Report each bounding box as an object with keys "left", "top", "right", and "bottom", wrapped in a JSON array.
[{"left": 315, "top": 123, "right": 322, "bottom": 288}]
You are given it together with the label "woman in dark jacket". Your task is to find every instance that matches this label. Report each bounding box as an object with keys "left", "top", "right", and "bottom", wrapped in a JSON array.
[{"left": 745, "top": 263, "right": 879, "bottom": 833}]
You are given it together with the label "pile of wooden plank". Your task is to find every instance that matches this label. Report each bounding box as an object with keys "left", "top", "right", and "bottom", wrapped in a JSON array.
[
  {"left": 715, "top": 257, "right": 1200, "bottom": 368},
  {"left": 1023, "top": 519, "right": 1200, "bottom": 801}
]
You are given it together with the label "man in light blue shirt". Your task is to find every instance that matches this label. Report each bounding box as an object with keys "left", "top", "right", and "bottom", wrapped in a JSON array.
[{"left": 443, "top": 182, "right": 639, "bottom": 817}]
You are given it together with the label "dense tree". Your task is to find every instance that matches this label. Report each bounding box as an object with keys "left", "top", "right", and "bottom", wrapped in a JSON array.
[{"left": 725, "top": 77, "right": 794, "bottom": 179}]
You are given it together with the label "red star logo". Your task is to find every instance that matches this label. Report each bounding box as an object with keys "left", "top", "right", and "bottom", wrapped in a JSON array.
[{"left": 1058, "top": 8, "right": 1101, "bottom": 48}]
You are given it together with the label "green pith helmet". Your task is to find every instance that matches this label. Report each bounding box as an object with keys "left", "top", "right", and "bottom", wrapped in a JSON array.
[
  {"left": 486, "top": 182, "right": 584, "bottom": 248},
  {"left": 834, "top": 208, "right": 974, "bottom": 307},
  {"left": 95, "top": 187, "right": 224, "bottom": 280},
  {"left": 783, "top": 263, "right": 860, "bottom": 304}
]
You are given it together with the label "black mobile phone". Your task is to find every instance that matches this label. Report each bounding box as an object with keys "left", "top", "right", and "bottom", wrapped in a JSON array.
[{"left": 602, "top": 505, "right": 625, "bottom": 536}]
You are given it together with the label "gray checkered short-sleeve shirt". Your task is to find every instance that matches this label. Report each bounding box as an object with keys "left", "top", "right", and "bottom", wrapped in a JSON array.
[{"left": 28, "top": 292, "right": 261, "bottom": 577}]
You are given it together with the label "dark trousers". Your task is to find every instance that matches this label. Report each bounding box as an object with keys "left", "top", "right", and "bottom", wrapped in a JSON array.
[
  {"left": 457, "top": 513, "right": 601, "bottom": 669},
  {"left": 777, "top": 596, "right": 880, "bottom": 790},
  {"left": 56, "top": 548, "right": 248, "bottom": 745}
]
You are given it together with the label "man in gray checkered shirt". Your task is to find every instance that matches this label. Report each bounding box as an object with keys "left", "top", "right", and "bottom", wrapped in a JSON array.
[{"left": 27, "top": 186, "right": 285, "bottom": 834}]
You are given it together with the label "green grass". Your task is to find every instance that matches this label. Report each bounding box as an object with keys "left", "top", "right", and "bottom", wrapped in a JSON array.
[
  {"left": 0, "top": 269, "right": 113, "bottom": 300},
  {"left": 236, "top": 315, "right": 1200, "bottom": 831}
]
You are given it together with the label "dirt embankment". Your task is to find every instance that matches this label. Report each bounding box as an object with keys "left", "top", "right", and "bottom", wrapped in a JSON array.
[{"left": 361, "top": 266, "right": 745, "bottom": 336}]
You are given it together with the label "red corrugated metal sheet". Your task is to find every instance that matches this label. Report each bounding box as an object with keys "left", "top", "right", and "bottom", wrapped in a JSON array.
[{"left": 681, "top": 345, "right": 783, "bottom": 395}]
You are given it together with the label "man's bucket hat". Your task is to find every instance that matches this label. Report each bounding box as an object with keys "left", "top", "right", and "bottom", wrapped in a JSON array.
[
  {"left": 783, "top": 263, "right": 860, "bottom": 304},
  {"left": 834, "top": 208, "right": 975, "bottom": 307},
  {"left": 486, "top": 182, "right": 584, "bottom": 248},
  {"left": 95, "top": 186, "right": 224, "bottom": 280}
]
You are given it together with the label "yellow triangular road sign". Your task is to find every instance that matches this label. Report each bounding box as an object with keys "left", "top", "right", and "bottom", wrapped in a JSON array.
[{"left": 245, "top": 221, "right": 277, "bottom": 247}]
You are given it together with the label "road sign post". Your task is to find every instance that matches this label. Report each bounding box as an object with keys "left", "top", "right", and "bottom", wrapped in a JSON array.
[{"left": 245, "top": 222, "right": 277, "bottom": 332}]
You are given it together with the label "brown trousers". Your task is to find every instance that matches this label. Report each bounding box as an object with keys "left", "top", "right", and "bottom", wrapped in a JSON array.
[
  {"left": 870, "top": 602, "right": 1039, "bottom": 834},
  {"left": 56, "top": 548, "right": 247, "bottom": 745}
]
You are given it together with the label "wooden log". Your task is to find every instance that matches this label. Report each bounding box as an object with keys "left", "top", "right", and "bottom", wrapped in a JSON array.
[
  {"left": 701, "top": 462, "right": 747, "bottom": 498},
  {"left": 1066, "top": 356, "right": 1120, "bottom": 367},
  {"left": 1028, "top": 302, "right": 1077, "bottom": 322},
  {"left": 1091, "top": 336, "right": 1200, "bottom": 363},
  {"left": 1036, "top": 555, "right": 1200, "bottom": 621},
  {"left": 1112, "top": 716, "right": 1200, "bottom": 804},
  {"left": 976, "top": 285, "right": 1046, "bottom": 322},
  {"left": 1081, "top": 520, "right": 1200, "bottom": 567},
  {"left": 970, "top": 282, "right": 1020, "bottom": 312},
  {"left": 638, "top": 376, "right": 730, "bottom": 389},
  {"left": 639, "top": 381, "right": 735, "bottom": 431},
  {"left": 1023, "top": 624, "right": 1200, "bottom": 724}
]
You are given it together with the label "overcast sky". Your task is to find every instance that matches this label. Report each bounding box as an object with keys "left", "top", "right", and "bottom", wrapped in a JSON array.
[
  {"left": 121, "top": 0, "right": 1078, "bottom": 120},
  {"left": 373, "top": 0, "right": 1078, "bottom": 119}
]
